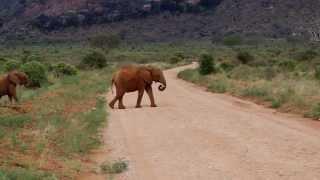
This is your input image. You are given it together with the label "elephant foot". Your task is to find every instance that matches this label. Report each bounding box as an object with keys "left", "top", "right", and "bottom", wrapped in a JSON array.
[
  {"left": 109, "top": 103, "right": 115, "bottom": 109},
  {"left": 119, "top": 106, "right": 126, "bottom": 109},
  {"left": 151, "top": 104, "right": 157, "bottom": 107},
  {"left": 135, "top": 105, "right": 142, "bottom": 108}
]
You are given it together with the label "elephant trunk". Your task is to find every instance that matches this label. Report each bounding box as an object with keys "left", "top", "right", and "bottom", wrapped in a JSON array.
[{"left": 158, "top": 76, "right": 167, "bottom": 91}]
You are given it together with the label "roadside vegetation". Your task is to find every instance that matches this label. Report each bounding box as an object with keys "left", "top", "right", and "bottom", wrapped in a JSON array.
[{"left": 179, "top": 37, "right": 320, "bottom": 120}]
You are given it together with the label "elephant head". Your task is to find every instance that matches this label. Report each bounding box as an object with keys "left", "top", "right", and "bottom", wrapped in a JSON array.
[
  {"left": 146, "top": 66, "right": 167, "bottom": 91},
  {"left": 8, "top": 71, "right": 29, "bottom": 86}
]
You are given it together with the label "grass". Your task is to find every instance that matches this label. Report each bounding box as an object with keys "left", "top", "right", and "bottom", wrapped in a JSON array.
[{"left": 178, "top": 39, "right": 320, "bottom": 118}]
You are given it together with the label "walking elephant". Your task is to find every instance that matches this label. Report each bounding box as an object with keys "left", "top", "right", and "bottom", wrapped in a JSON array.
[
  {"left": 109, "top": 65, "right": 167, "bottom": 109},
  {"left": 0, "top": 71, "right": 28, "bottom": 103}
]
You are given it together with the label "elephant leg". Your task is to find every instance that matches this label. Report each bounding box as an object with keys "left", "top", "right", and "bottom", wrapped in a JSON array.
[
  {"left": 118, "top": 93, "right": 126, "bottom": 109},
  {"left": 136, "top": 89, "right": 144, "bottom": 108},
  {"left": 109, "top": 96, "right": 118, "bottom": 109},
  {"left": 145, "top": 86, "right": 157, "bottom": 107}
]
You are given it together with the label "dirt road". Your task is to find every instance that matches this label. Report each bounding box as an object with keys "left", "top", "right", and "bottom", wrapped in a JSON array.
[{"left": 87, "top": 63, "right": 320, "bottom": 180}]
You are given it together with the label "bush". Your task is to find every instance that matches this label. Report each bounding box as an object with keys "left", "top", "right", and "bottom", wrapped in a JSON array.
[
  {"left": 315, "top": 65, "right": 320, "bottom": 80},
  {"left": 278, "top": 60, "right": 296, "bottom": 72},
  {"left": 169, "top": 53, "right": 184, "bottom": 64},
  {"left": 208, "top": 78, "right": 230, "bottom": 93},
  {"left": 263, "top": 66, "right": 277, "bottom": 80},
  {"left": 80, "top": 51, "right": 108, "bottom": 69},
  {"left": 306, "top": 103, "right": 320, "bottom": 120},
  {"left": 21, "top": 51, "right": 45, "bottom": 63},
  {"left": 53, "top": 63, "right": 78, "bottom": 77},
  {"left": 237, "top": 51, "right": 254, "bottom": 64},
  {"left": 219, "top": 62, "right": 235, "bottom": 72},
  {"left": 223, "top": 35, "right": 242, "bottom": 46},
  {"left": 199, "top": 54, "right": 215, "bottom": 75},
  {"left": 294, "top": 49, "right": 317, "bottom": 61},
  {"left": 89, "top": 34, "right": 121, "bottom": 51},
  {"left": 20, "top": 61, "right": 47, "bottom": 87},
  {"left": 4, "top": 59, "right": 21, "bottom": 72},
  {"left": 101, "top": 159, "right": 128, "bottom": 174}
]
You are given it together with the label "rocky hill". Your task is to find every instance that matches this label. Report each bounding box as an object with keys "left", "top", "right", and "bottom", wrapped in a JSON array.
[{"left": 0, "top": 0, "right": 320, "bottom": 42}]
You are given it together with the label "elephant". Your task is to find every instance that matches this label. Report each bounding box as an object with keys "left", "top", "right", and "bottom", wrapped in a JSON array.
[
  {"left": 0, "top": 71, "right": 28, "bottom": 103},
  {"left": 109, "top": 65, "right": 167, "bottom": 109}
]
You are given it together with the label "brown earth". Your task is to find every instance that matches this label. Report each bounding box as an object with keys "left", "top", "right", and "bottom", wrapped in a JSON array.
[{"left": 81, "top": 63, "right": 320, "bottom": 180}]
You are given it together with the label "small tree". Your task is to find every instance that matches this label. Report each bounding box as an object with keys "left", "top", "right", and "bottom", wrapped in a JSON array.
[
  {"left": 237, "top": 51, "right": 254, "bottom": 64},
  {"left": 80, "top": 51, "right": 108, "bottom": 69},
  {"left": 199, "top": 54, "right": 215, "bottom": 75},
  {"left": 53, "top": 63, "right": 78, "bottom": 77},
  {"left": 20, "top": 61, "right": 47, "bottom": 87}
]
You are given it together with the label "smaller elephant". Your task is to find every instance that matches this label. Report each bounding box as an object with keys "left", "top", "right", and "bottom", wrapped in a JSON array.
[
  {"left": 0, "top": 71, "right": 28, "bottom": 103},
  {"left": 109, "top": 65, "right": 167, "bottom": 109}
]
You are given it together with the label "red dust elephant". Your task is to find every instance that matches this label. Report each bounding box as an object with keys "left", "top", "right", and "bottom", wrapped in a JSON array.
[
  {"left": 0, "top": 71, "right": 28, "bottom": 103},
  {"left": 109, "top": 65, "right": 167, "bottom": 109}
]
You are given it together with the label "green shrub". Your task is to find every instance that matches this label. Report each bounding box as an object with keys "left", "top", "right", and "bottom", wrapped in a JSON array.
[
  {"left": 89, "top": 34, "right": 121, "bottom": 51},
  {"left": 241, "top": 86, "right": 270, "bottom": 98},
  {"left": 315, "top": 65, "right": 320, "bottom": 80},
  {"left": 237, "top": 51, "right": 254, "bottom": 64},
  {"left": 80, "top": 51, "right": 108, "bottom": 69},
  {"left": 263, "top": 66, "right": 277, "bottom": 80},
  {"left": 101, "top": 159, "right": 128, "bottom": 174},
  {"left": 219, "top": 62, "right": 235, "bottom": 72},
  {"left": 199, "top": 54, "right": 215, "bottom": 75},
  {"left": 169, "top": 57, "right": 181, "bottom": 64},
  {"left": 294, "top": 49, "right": 317, "bottom": 61},
  {"left": 306, "top": 103, "right": 320, "bottom": 120},
  {"left": 223, "top": 35, "right": 242, "bottom": 46},
  {"left": 53, "top": 63, "right": 78, "bottom": 77},
  {"left": 278, "top": 60, "right": 296, "bottom": 71},
  {"left": 208, "top": 79, "right": 230, "bottom": 93},
  {"left": 21, "top": 51, "right": 45, "bottom": 64},
  {"left": 4, "top": 59, "right": 21, "bottom": 72},
  {"left": 20, "top": 61, "right": 47, "bottom": 87}
]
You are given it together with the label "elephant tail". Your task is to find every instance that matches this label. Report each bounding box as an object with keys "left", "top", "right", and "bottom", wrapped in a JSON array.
[{"left": 111, "top": 77, "right": 115, "bottom": 94}]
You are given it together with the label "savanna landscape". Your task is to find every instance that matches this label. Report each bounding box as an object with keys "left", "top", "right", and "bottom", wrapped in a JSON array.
[{"left": 0, "top": 0, "right": 320, "bottom": 180}]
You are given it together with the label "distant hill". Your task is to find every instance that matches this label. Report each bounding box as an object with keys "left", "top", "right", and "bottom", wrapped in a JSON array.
[{"left": 0, "top": 0, "right": 319, "bottom": 42}]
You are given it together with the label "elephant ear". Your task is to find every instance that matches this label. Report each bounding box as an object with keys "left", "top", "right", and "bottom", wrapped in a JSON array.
[
  {"left": 139, "top": 69, "right": 152, "bottom": 85},
  {"left": 8, "top": 72, "right": 20, "bottom": 85}
]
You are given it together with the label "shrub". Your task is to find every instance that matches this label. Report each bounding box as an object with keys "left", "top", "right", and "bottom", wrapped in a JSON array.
[
  {"left": 237, "top": 51, "right": 254, "bottom": 64},
  {"left": 53, "top": 63, "right": 78, "bottom": 77},
  {"left": 263, "top": 66, "right": 277, "bottom": 80},
  {"left": 21, "top": 51, "right": 45, "bottom": 63},
  {"left": 4, "top": 59, "right": 21, "bottom": 72},
  {"left": 306, "top": 103, "right": 320, "bottom": 120},
  {"left": 80, "top": 51, "right": 108, "bottom": 69},
  {"left": 315, "top": 65, "right": 320, "bottom": 80},
  {"left": 20, "top": 61, "right": 47, "bottom": 87},
  {"left": 169, "top": 53, "right": 184, "bottom": 64},
  {"left": 294, "top": 49, "right": 317, "bottom": 61},
  {"left": 241, "top": 86, "right": 270, "bottom": 98},
  {"left": 208, "top": 78, "right": 230, "bottom": 93},
  {"left": 199, "top": 54, "right": 215, "bottom": 75},
  {"left": 223, "top": 35, "right": 242, "bottom": 46},
  {"left": 278, "top": 60, "right": 296, "bottom": 72},
  {"left": 89, "top": 34, "right": 121, "bottom": 51},
  {"left": 219, "top": 62, "right": 235, "bottom": 72},
  {"left": 101, "top": 159, "right": 128, "bottom": 174}
]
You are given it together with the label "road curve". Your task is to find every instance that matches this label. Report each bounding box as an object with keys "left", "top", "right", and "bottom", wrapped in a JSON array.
[{"left": 90, "top": 63, "right": 320, "bottom": 180}]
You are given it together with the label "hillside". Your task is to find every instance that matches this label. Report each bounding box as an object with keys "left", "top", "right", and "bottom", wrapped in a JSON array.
[{"left": 0, "top": 0, "right": 320, "bottom": 42}]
